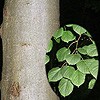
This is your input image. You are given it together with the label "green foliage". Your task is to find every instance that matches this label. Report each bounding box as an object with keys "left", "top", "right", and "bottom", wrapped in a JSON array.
[
  {"left": 70, "top": 70, "right": 86, "bottom": 87},
  {"left": 53, "top": 27, "right": 64, "bottom": 39},
  {"left": 56, "top": 47, "right": 70, "bottom": 62},
  {"left": 61, "top": 66, "right": 75, "bottom": 79},
  {"left": 54, "top": 38, "right": 60, "bottom": 43},
  {"left": 65, "top": 54, "right": 81, "bottom": 65},
  {"left": 73, "top": 24, "right": 87, "bottom": 35},
  {"left": 88, "top": 79, "right": 96, "bottom": 89},
  {"left": 45, "top": 24, "right": 99, "bottom": 97},
  {"left": 45, "top": 55, "right": 50, "bottom": 64},
  {"left": 58, "top": 78, "right": 74, "bottom": 97},
  {"left": 61, "top": 31, "right": 76, "bottom": 43},
  {"left": 77, "top": 59, "right": 98, "bottom": 79},
  {"left": 46, "top": 40, "right": 53, "bottom": 53},
  {"left": 86, "top": 44, "right": 98, "bottom": 57},
  {"left": 48, "top": 67, "right": 63, "bottom": 82},
  {"left": 78, "top": 44, "right": 98, "bottom": 57}
]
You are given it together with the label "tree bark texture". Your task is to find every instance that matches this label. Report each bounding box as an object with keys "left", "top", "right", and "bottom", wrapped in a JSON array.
[{"left": 1, "top": 0, "right": 59, "bottom": 100}]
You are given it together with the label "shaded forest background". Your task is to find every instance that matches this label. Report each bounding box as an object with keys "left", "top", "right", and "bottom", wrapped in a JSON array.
[{"left": 0, "top": 0, "right": 100, "bottom": 100}]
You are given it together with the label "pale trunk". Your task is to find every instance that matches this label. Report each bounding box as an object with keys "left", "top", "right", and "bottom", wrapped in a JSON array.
[{"left": 1, "top": 0, "right": 59, "bottom": 100}]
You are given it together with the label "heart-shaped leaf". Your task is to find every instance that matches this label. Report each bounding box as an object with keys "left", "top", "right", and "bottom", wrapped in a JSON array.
[
  {"left": 88, "top": 79, "right": 96, "bottom": 89},
  {"left": 86, "top": 44, "right": 98, "bottom": 57},
  {"left": 56, "top": 47, "right": 71, "bottom": 62},
  {"left": 71, "top": 70, "right": 85, "bottom": 87},
  {"left": 61, "top": 66, "right": 75, "bottom": 79},
  {"left": 77, "top": 59, "right": 99, "bottom": 78},
  {"left": 73, "top": 25, "right": 86, "bottom": 35},
  {"left": 84, "top": 31, "right": 92, "bottom": 37},
  {"left": 47, "top": 40, "right": 53, "bottom": 53},
  {"left": 65, "top": 54, "right": 81, "bottom": 65},
  {"left": 90, "top": 67, "right": 98, "bottom": 79},
  {"left": 58, "top": 78, "right": 74, "bottom": 97},
  {"left": 61, "top": 31, "right": 76, "bottom": 43},
  {"left": 88, "top": 60, "right": 99, "bottom": 79},
  {"left": 78, "top": 44, "right": 98, "bottom": 57},
  {"left": 78, "top": 47, "right": 87, "bottom": 55},
  {"left": 45, "top": 55, "right": 50, "bottom": 64},
  {"left": 77, "top": 60, "right": 90, "bottom": 74},
  {"left": 53, "top": 27, "right": 64, "bottom": 39},
  {"left": 48, "top": 67, "right": 63, "bottom": 82}
]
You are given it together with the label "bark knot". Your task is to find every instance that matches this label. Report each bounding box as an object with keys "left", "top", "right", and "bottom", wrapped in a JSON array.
[{"left": 9, "top": 82, "right": 20, "bottom": 97}]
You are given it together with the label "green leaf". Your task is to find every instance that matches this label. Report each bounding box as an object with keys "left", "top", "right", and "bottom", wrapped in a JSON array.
[
  {"left": 61, "top": 31, "right": 76, "bottom": 43},
  {"left": 90, "top": 67, "right": 98, "bottom": 79},
  {"left": 47, "top": 40, "right": 53, "bottom": 53},
  {"left": 77, "top": 59, "right": 99, "bottom": 78},
  {"left": 88, "top": 60, "right": 99, "bottom": 79},
  {"left": 54, "top": 38, "right": 60, "bottom": 43},
  {"left": 58, "top": 78, "right": 74, "bottom": 97},
  {"left": 77, "top": 60, "right": 90, "bottom": 74},
  {"left": 48, "top": 67, "right": 63, "bottom": 82},
  {"left": 77, "top": 59, "right": 99, "bottom": 79},
  {"left": 82, "top": 46, "right": 88, "bottom": 51},
  {"left": 65, "top": 54, "right": 81, "bottom": 65},
  {"left": 73, "top": 25, "right": 86, "bottom": 35},
  {"left": 56, "top": 47, "right": 71, "bottom": 62},
  {"left": 84, "top": 31, "right": 92, "bottom": 37},
  {"left": 78, "top": 48, "right": 87, "bottom": 55},
  {"left": 53, "top": 27, "right": 64, "bottom": 39},
  {"left": 66, "top": 24, "right": 74, "bottom": 27},
  {"left": 78, "top": 44, "right": 98, "bottom": 57},
  {"left": 45, "top": 55, "right": 50, "bottom": 64},
  {"left": 86, "top": 44, "right": 98, "bottom": 57},
  {"left": 88, "top": 79, "right": 96, "bottom": 89},
  {"left": 61, "top": 66, "right": 75, "bottom": 79},
  {"left": 71, "top": 70, "right": 85, "bottom": 87}
]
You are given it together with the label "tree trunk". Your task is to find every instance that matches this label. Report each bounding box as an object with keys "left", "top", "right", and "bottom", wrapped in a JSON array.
[{"left": 1, "top": 0, "right": 59, "bottom": 100}]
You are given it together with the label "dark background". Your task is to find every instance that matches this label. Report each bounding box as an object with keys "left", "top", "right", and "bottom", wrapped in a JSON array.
[{"left": 0, "top": 0, "right": 100, "bottom": 100}]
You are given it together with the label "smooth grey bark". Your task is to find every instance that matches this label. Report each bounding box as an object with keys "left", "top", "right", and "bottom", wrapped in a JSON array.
[{"left": 1, "top": 0, "right": 59, "bottom": 100}]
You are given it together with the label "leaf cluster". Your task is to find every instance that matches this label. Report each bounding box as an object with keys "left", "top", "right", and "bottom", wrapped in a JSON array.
[{"left": 45, "top": 24, "right": 99, "bottom": 97}]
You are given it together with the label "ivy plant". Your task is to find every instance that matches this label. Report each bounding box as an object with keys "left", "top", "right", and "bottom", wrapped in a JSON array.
[{"left": 45, "top": 24, "right": 99, "bottom": 97}]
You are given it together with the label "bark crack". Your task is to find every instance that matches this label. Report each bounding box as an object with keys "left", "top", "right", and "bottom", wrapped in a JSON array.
[{"left": 21, "top": 43, "right": 31, "bottom": 47}]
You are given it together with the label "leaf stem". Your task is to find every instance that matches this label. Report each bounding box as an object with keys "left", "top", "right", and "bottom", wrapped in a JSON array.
[
  {"left": 68, "top": 41, "right": 77, "bottom": 49},
  {"left": 71, "top": 35, "right": 81, "bottom": 54},
  {"left": 76, "top": 35, "right": 81, "bottom": 48},
  {"left": 61, "top": 61, "right": 67, "bottom": 67},
  {"left": 64, "top": 26, "right": 66, "bottom": 31},
  {"left": 89, "top": 37, "right": 94, "bottom": 43}
]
